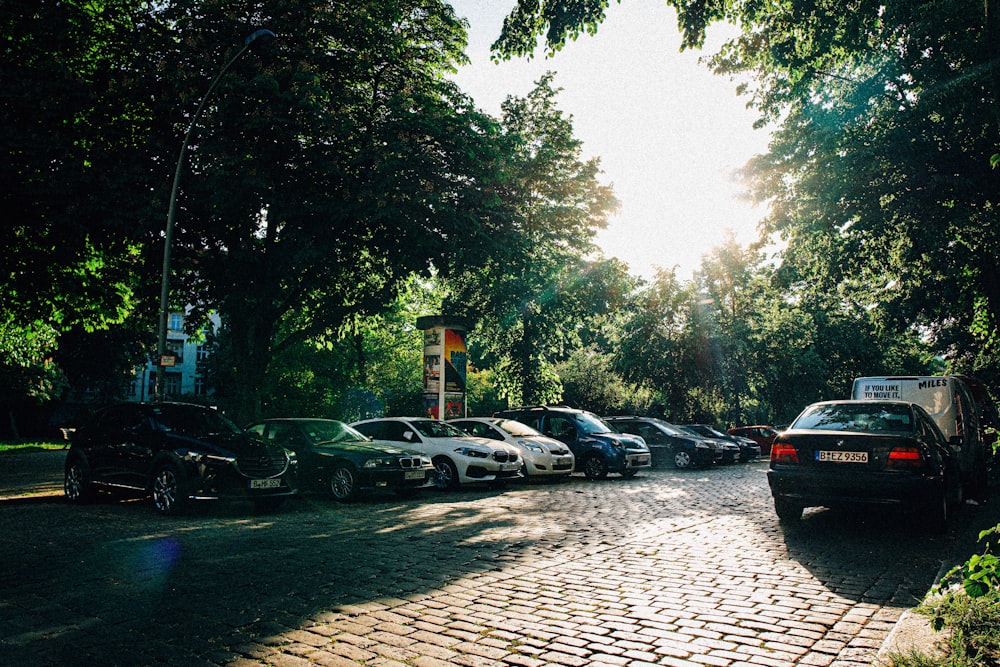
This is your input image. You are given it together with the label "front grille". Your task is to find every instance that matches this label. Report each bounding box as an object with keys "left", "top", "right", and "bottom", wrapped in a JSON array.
[
  {"left": 235, "top": 450, "right": 289, "bottom": 478},
  {"left": 398, "top": 457, "right": 425, "bottom": 468},
  {"left": 492, "top": 451, "right": 518, "bottom": 464}
]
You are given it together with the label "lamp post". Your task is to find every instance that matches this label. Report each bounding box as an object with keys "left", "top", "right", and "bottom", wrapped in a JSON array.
[{"left": 155, "top": 28, "right": 275, "bottom": 401}]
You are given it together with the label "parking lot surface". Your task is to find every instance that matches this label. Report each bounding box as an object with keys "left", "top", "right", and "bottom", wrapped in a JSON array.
[{"left": 2, "top": 450, "right": 998, "bottom": 667}]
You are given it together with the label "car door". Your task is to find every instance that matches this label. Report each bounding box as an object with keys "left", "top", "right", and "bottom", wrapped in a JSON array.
[{"left": 109, "top": 404, "right": 157, "bottom": 488}]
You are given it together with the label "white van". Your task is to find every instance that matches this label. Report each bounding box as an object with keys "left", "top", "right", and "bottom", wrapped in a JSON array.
[{"left": 852, "top": 375, "right": 989, "bottom": 499}]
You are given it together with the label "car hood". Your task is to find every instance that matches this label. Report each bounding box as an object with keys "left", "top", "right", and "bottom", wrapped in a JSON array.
[
  {"left": 427, "top": 435, "right": 515, "bottom": 452},
  {"left": 593, "top": 432, "right": 649, "bottom": 451},
  {"left": 314, "top": 439, "right": 424, "bottom": 457},
  {"left": 167, "top": 431, "right": 282, "bottom": 458}
]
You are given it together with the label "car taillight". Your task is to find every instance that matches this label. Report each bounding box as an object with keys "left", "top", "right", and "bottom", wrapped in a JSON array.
[
  {"left": 887, "top": 446, "right": 925, "bottom": 469},
  {"left": 770, "top": 443, "right": 799, "bottom": 464}
]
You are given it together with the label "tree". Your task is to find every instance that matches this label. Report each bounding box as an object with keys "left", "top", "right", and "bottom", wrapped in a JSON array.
[
  {"left": 442, "top": 74, "right": 620, "bottom": 406},
  {"left": 491, "top": 0, "right": 1000, "bottom": 375},
  {"left": 144, "top": 0, "right": 508, "bottom": 422}
]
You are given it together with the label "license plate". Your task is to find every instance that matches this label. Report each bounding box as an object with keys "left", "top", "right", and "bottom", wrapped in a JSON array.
[
  {"left": 250, "top": 478, "right": 281, "bottom": 489},
  {"left": 501, "top": 462, "right": 521, "bottom": 471},
  {"left": 816, "top": 450, "right": 868, "bottom": 463},
  {"left": 404, "top": 470, "right": 425, "bottom": 480}
]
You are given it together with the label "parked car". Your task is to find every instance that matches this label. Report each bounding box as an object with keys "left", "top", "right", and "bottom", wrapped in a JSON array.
[
  {"left": 675, "top": 425, "right": 741, "bottom": 463},
  {"left": 64, "top": 402, "right": 298, "bottom": 515},
  {"left": 767, "top": 399, "right": 963, "bottom": 530},
  {"left": 728, "top": 425, "right": 779, "bottom": 455},
  {"left": 852, "top": 375, "right": 991, "bottom": 500},
  {"left": 450, "top": 417, "right": 575, "bottom": 480},
  {"left": 684, "top": 423, "right": 760, "bottom": 462},
  {"left": 604, "top": 416, "right": 722, "bottom": 469},
  {"left": 349, "top": 417, "right": 522, "bottom": 490},
  {"left": 493, "top": 405, "right": 651, "bottom": 480},
  {"left": 245, "top": 418, "right": 435, "bottom": 500}
]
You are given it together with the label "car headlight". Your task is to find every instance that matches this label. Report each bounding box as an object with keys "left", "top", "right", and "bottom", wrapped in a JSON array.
[
  {"left": 191, "top": 452, "right": 237, "bottom": 465},
  {"left": 455, "top": 447, "right": 489, "bottom": 458},
  {"left": 363, "top": 457, "right": 395, "bottom": 468},
  {"left": 695, "top": 443, "right": 710, "bottom": 449},
  {"left": 516, "top": 439, "right": 545, "bottom": 453}
]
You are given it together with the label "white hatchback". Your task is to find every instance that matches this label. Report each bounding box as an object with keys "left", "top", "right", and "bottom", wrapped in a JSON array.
[
  {"left": 350, "top": 417, "right": 523, "bottom": 490},
  {"left": 450, "top": 417, "right": 575, "bottom": 479}
]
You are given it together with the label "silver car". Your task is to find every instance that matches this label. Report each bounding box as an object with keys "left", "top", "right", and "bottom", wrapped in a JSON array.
[
  {"left": 350, "top": 417, "right": 523, "bottom": 490},
  {"left": 450, "top": 417, "right": 575, "bottom": 479}
]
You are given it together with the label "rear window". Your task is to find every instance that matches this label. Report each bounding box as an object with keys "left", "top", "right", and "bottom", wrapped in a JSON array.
[{"left": 792, "top": 403, "right": 915, "bottom": 434}]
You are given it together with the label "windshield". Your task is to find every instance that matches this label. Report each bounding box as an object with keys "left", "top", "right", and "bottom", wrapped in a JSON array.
[
  {"left": 153, "top": 405, "right": 241, "bottom": 436},
  {"left": 793, "top": 403, "right": 916, "bottom": 434},
  {"left": 676, "top": 425, "right": 706, "bottom": 438},
  {"left": 495, "top": 419, "right": 543, "bottom": 437},
  {"left": 572, "top": 411, "right": 613, "bottom": 434},
  {"left": 299, "top": 420, "right": 368, "bottom": 444},
  {"left": 413, "top": 419, "right": 468, "bottom": 438},
  {"left": 655, "top": 420, "right": 685, "bottom": 436}
]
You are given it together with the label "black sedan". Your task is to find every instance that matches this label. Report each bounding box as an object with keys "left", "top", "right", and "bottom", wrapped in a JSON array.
[
  {"left": 604, "top": 416, "right": 722, "bottom": 468},
  {"left": 684, "top": 423, "right": 761, "bottom": 462},
  {"left": 767, "top": 400, "right": 963, "bottom": 530},
  {"left": 65, "top": 402, "right": 298, "bottom": 515},
  {"left": 245, "top": 418, "right": 435, "bottom": 500}
]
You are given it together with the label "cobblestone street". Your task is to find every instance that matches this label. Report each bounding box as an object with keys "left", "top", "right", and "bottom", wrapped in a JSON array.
[{"left": 2, "top": 451, "right": 997, "bottom": 667}]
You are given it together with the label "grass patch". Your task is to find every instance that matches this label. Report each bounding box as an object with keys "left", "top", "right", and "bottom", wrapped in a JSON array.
[
  {"left": 0, "top": 440, "right": 66, "bottom": 454},
  {"left": 880, "top": 524, "right": 1000, "bottom": 667}
]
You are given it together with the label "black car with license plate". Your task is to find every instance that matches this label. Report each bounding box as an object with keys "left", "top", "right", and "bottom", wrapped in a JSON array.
[
  {"left": 64, "top": 402, "right": 298, "bottom": 515},
  {"left": 767, "top": 400, "right": 962, "bottom": 530},
  {"left": 245, "top": 418, "right": 435, "bottom": 500},
  {"left": 604, "top": 416, "right": 722, "bottom": 468}
]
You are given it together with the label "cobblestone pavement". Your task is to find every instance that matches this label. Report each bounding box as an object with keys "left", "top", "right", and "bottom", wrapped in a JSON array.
[{"left": 2, "top": 450, "right": 998, "bottom": 667}]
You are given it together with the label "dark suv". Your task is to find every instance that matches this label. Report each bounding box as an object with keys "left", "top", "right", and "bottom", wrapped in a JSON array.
[
  {"left": 493, "top": 406, "right": 651, "bottom": 479},
  {"left": 65, "top": 402, "right": 298, "bottom": 515}
]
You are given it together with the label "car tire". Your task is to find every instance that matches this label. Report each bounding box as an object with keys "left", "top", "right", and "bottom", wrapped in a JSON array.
[
  {"left": 673, "top": 450, "right": 692, "bottom": 469},
  {"left": 64, "top": 458, "right": 95, "bottom": 505},
  {"left": 329, "top": 463, "right": 359, "bottom": 501},
  {"left": 433, "top": 457, "right": 460, "bottom": 491},
  {"left": 774, "top": 497, "right": 802, "bottom": 522},
  {"left": 582, "top": 454, "right": 609, "bottom": 480},
  {"left": 151, "top": 462, "right": 189, "bottom": 515}
]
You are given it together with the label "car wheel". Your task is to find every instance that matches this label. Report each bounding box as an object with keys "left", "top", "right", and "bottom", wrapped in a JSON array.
[
  {"left": 774, "top": 497, "right": 802, "bottom": 522},
  {"left": 64, "top": 458, "right": 94, "bottom": 505},
  {"left": 673, "top": 450, "right": 693, "bottom": 469},
  {"left": 151, "top": 462, "right": 189, "bottom": 515},
  {"left": 433, "top": 457, "right": 460, "bottom": 491},
  {"left": 582, "top": 454, "right": 609, "bottom": 480},
  {"left": 329, "top": 463, "right": 359, "bottom": 501}
]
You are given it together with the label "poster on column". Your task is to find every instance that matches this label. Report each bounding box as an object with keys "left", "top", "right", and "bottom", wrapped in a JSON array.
[{"left": 444, "top": 328, "right": 467, "bottom": 393}]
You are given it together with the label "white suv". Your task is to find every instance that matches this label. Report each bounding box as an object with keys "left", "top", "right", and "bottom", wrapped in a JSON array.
[{"left": 350, "top": 417, "right": 523, "bottom": 490}]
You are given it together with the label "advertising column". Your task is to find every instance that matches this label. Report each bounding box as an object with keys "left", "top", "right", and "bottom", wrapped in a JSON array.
[{"left": 416, "top": 316, "right": 468, "bottom": 420}]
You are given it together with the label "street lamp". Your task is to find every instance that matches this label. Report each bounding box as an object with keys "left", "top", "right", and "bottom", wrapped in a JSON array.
[{"left": 155, "top": 28, "right": 276, "bottom": 400}]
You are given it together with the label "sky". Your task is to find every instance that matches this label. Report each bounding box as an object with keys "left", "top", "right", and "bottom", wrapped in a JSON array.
[{"left": 447, "top": 0, "right": 772, "bottom": 281}]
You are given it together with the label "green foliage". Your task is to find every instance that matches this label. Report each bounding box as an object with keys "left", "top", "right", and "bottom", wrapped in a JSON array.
[
  {"left": 442, "top": 74, "right": 621, "bottom": 407},
  {"left": 0, "top": 319, "right": 68, "bottom": 406}
]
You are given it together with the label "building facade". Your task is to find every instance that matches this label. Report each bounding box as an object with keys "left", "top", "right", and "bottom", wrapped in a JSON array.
[{"left": 128, "top": 311, "right": 220, "bottom": 402}]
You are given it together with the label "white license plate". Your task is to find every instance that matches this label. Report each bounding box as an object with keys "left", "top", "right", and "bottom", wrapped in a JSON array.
[
  {"left": 816, "top": 450, "right": 868, "bottom": 463},
  {"left": 250, "top": 478, "right": 281, "bottom": 489},
  {"left": 501, "top": 462, "right": 521, "bottom": 471},
  {"left": 404, "top": 470, "right": 425, "bottom": 480}
]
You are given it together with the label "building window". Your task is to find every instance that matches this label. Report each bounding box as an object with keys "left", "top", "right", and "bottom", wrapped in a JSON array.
[
  {"left": 163, "top": 373, "right": 182, "bottom": 397},
  {"left": 194, "top": 375, "right": 207, "bottom": 396},
  {"left": 166, "top": 339, "right": 183, "bottom": 363},
  {"left": 169, "top": 314, "right": 183, "bottom": 331}
]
